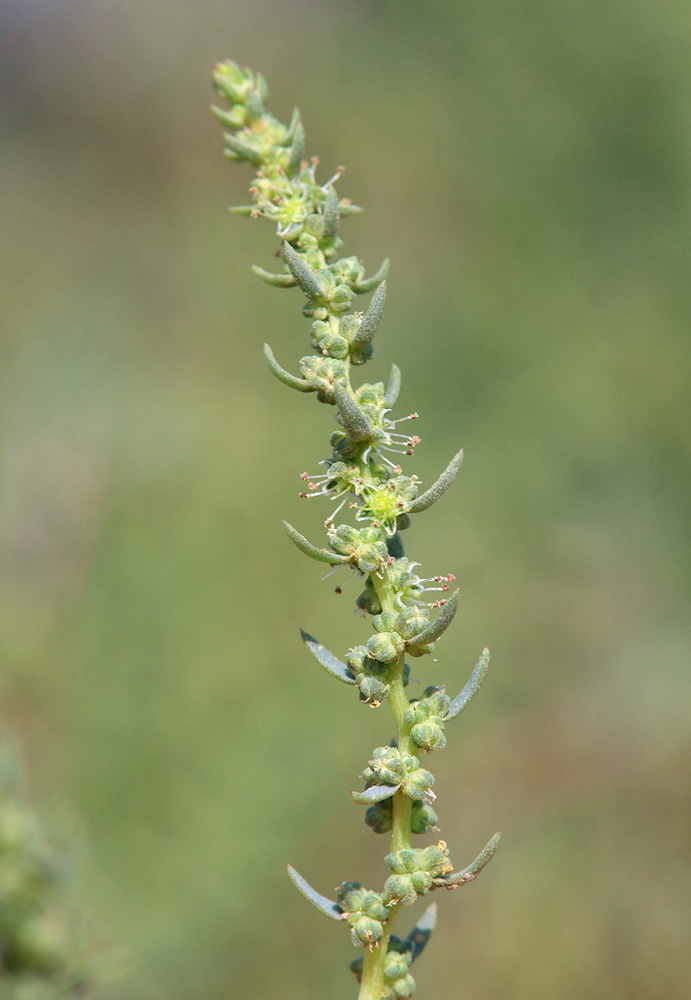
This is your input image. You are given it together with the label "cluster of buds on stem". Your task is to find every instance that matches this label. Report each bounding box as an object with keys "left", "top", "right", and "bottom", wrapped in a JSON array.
[
  {"left": 0, "top": 750, "right": 92, "bottom": 998},
  {"left": 213, "top": 59, "right": 500, "bottom": 999}
]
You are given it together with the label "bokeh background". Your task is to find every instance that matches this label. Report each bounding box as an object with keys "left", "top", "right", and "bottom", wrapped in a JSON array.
[{"left": 1, "top": 1, "right": 690, "bottom": 997}]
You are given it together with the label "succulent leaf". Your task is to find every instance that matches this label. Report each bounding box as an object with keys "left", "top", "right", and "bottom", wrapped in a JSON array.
[
  {"left": 283, "top": 521, "right": 351, "bottom": 564},
  {"left": 300, "top": 630, "right": 357, "bottom": 685},
  {"left": 407, "top": 449, "right": 464, "bottom": 513},
  {"left": 446, "top": 647, "right": 490, "bottom": 720},
  {"left": 287, "top": 864, "right": 345, "bottom": 920}
]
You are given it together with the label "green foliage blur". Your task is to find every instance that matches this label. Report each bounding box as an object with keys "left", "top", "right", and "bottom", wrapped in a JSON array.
[{"left": 1, "top": 1, "right": 689, "bottom": 998}]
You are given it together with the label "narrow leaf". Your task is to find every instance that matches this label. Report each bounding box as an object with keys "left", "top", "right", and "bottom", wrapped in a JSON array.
[
  {"left": 286, "top": 864, "right": 345, "bottom": 920},
  {"left": 350, "top": 785, "right": 399, "bottom": 805},
  {"left": 322, "top": 187, "right": 340, "bottom": 240},
  {"left": 384, "top": 364, "right": 401, "bottom": 407},
  {"left": 283, "top": 521, "right": 351, "bottom": 564},
  {"left": 283, "top": 242, "right": 325, "bottom": 298},
  {"left": 339, "top": 202, "right": 363, "bottom": 217},
  {"left": 353, "top": 258, "right": 390, "bottom": 294},
  {"left": 252, "top": 265, "right": 297, "bottom": 288},
  {"left": 406, "top": 590, "right": 459, "bottom": 647},
  {"left": 350, "top": 281, "right": 387, "bottom": 352},
  {"left": 286, "top": 120, "right": 306, "bottom": 177},
  {"left": 263, "top": 344, "right": 313, "bottom": 392},
  {"left": 334, "top": 382, "right": 373, "bottom": 443},
  {"left": 279, "top": 107, "right": 301, "bottom": 146},
  {"left": 446, "top": 648, "right": 490, "bottom": 720},
  {"left": 405, "top": 903, "right": 437, "bottom": 962},
  {"left": 223, "top": 132, "right": 262, "bottom": 164},
  {"left": 407, "top": 450, "right": 463, "bottom": 513},
  {"left": 437, "top": 832, "right": 501, "bottom": 887},
  {"left": 300, "top": 630, "right": 357, "bottom": 685}
]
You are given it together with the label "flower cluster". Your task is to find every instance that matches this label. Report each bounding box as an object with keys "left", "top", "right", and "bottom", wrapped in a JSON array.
[
  {"left": 213, "top": 59, "right": 500, "bottom": 1000},
  {"left": 0, "top": 751, "right": 92, "bottom": 998}
]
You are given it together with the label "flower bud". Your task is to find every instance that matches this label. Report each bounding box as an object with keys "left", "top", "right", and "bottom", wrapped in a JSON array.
[
  {"left": 355, "top": 583, "right": 382, "bottom": 615},
  {"left": 410, "top": 720, "right": 446, "bottom": 753},
  {"left": 411, "top": 800, "right": 438, "bottom": 835},
  {"left": 337, "top": 883, "right": 390, "bottom": 947},
  {"left": 365, "top": 797, "right": 393, "bottom": 834},
  {"left": 366, "top": 632, "right": 404, "bottom": 664},
  {"left": 395, "top": 607, "right": 430, "bottom": 640},
  {"left": 363, "top": 747, "right": 407, "bottom": 786},
  {"left": 372, "top": 611, "right": 398, "bottom": 634}
]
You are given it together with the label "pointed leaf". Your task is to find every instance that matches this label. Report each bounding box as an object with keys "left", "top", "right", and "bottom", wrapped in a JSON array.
[
  {"left": 263, "top": 344, "right": 313, "bottom": 392},
  {"left": 286, "top": 120, "right": 306, "bottom": 177},
  {"left": 223, "top": 132, "right": 263, "bottom": 165},
  {"left": 353, "top": 258, "right": 390, "bottom": 294},
  {"left": 407, "top": 450, "right": 463, "bottom": 513},
  {"left": 279, "top": 107, "right": 301, "bottom": 146},
  {"left": 350, "top": 281, "right": 387, "bottom": 353},
  {"left": 322, "top": 187, "right": 340, "bottom": 240},
  {"left": 406, "top": 590, "right": 459, "bottom": 648},
  {"left": 334, "top": 382, "right": 373, "bottom": 443},
  {"left": 405, "top": 903, "right": 437, "bottom": 962},
  {"left": 286, "top": 864, "right": 345, "bottom": 920},
  {"left": 436, "top": 832, "right": 501, "bottom": 888},
  {"left": 446, "top": 648, "right": 490, "bottom": 720},
  {"left": 339, "top": 202, "right": 363, "bottom": 217},
  {"left": 253, "top": 265, "right": 297, "bottom": 288},
  {"left": 350, "top": 784, "right": 399, "bottom": 805},
  {"left": 384, "top": 364, "right": 401, "bottom": 407},
  {"left": 283, "top": 521, "right": 351, "bottom": 564},
  {"left": 300, "top": 630, "right": 357, "bottom": 685},
  {"left": 283, "top": 242, "right": 325, "bottom": 298}
]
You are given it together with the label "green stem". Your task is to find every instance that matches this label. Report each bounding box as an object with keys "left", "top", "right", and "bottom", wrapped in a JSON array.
[{"left": 357, "top": 573, "right": 411, "bottom": 1000}]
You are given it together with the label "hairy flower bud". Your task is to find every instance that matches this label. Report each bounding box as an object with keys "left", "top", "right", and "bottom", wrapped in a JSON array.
[
  {"left": 337, "top": 883, "right": 390, "bottom": 947},
  {"left": 366, "top": 631, "right": 405, "bottom": 664}
]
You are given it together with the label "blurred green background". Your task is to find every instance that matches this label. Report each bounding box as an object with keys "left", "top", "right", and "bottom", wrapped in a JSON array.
[{"left": 1, "top": 1, "right": 690, "bottom": 997}]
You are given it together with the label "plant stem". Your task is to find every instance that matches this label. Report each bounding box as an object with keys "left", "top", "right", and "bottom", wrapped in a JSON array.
[{"left": 357, "top": 574, "right": 412, "bottom": 1000}]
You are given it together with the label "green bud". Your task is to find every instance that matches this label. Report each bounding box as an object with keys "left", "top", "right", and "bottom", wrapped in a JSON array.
[
  {"left": 395, "top": 607, "right": 430, "bottom": 641},
  {"left": 355, "top": 581, "right": 382, "bottom": 615},
  {"left": 366, "top": 631, "right": 404, "bottom": 664},
  {"left": 372, "top": 611, "right": 398, "bottom": 633},
  {"left": 410, "top": 720, "right": 446, "bottom": 752},
  {"left": 337, "top": 883, "right": 390, "bottom": 947},
  {"left": 298, "top": 355, "right": 347, "bottom": 403},
  {"left": 411, "top": 800, "right": 438, "bottom": 835},
  {"left": 364, "top": 797, "right": 393, "bottom": 834}
]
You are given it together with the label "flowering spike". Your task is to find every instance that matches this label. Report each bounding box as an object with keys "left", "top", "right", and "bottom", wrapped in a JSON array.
[
  {"left": 214, "top": 59, "right": 500, "bottom": 998},
  {"left": 446, "top": 647, "right": 490, "bottom": 720},
  {"left": 252, "top": 265, "right": 297, "bottom": 288},
  {"left": 384, "top": 363, "right": 402, "bottom": 407},
  {"left": 334, "top": 382, "right": 373, "bottom": 443},
  {"left": 407, "top": 449, "right": 464, "bottom": 513},
  {"left": 352, "top": 257, "right": 390, "bottom": 294},
  {"left": 350, "top": 785, "right": 399, "bottom": 805},
  {"left": 287, "top": 864, "right": 346, "bottom": 921},
  {"left": 263, "top": 343, "right": 314, "bottom": 391},
  {"left": 405, "top": 902, "right": 437, "bottom": 962},
  {"left": 406, "top": 589, "right": 460, "bottom": 648},
  {"left": 300, "top": 629, "right": 358, "bottom": 685},
  {"left": 350, "top": 281, "right": 387, "bottom": 357}
]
